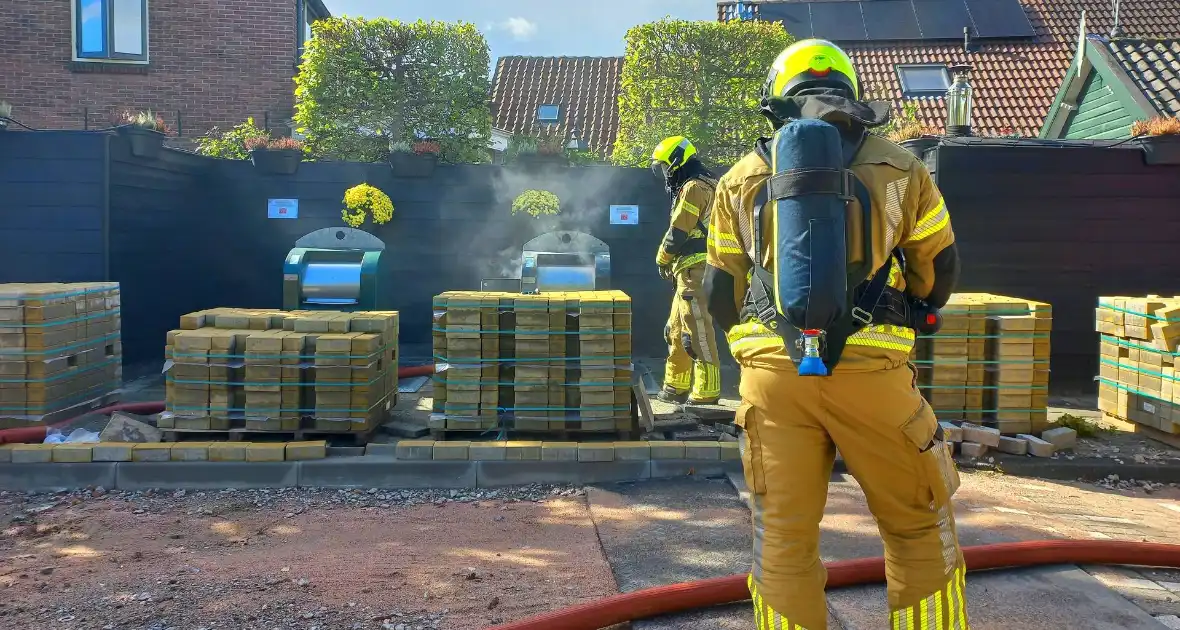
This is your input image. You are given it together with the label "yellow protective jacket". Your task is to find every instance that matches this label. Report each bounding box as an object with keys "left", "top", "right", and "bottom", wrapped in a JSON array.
[
  {"left": 656, "top": 177, "right": 717, "bottom": 274},
  {"left": 706, "top": 133, "right": 955, "bottom": 373}
]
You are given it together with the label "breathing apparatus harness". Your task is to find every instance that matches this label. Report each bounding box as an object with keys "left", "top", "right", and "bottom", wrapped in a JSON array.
[
  {"left": 739, "top": 114, "right": 942, "bottom": 376},
  {"left": 659, "top": 158, "right": 717, "bottom": 279}
]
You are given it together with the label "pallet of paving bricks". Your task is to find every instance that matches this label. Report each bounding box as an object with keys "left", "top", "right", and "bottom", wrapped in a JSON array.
[
  {"left": 163, "top": 307, "right": 398, "bottom": 439},
  {"left": 0, "top": 282, "right": 123, "bottom": 429},
  {"left": 429, "top": 290, "right": 638, "bottom": 438},
  {"left": 910, "top": 292, "right": 1051, "bottom": 435},
  {"left": 1094, "top": 296, "right": 1180, "bottom": 446}
]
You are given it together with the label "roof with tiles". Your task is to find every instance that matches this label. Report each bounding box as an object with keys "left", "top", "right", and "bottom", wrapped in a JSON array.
[
  {"left": 490, "top": 56, "right": 623, "bottom": 158},
  {"left": 1102, "top": 38, "right": 1180, "bottom": 117},
  {"left": 720, "top": 0, "right": 1180, "bottom": 137}
]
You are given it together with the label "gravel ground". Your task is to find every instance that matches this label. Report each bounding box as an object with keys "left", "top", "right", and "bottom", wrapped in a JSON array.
[{"left": 0, "top": 485, "right": 618, "bottom": 630}]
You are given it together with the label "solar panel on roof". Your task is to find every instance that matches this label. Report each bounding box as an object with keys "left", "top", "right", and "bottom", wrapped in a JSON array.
[
  {"left": 758, "top": 3, "right": 814, "bottom": 39},
  {"left": 912, "top": 0, "right": 974, "bottom": 40},
  {"left": 809, "top": 1, "right": 868, "bottom": 42},
  {"left": 862, "top": 1, "right": 922, "bottom": 41},
  {"left": 964, "top": 0, "right": 1035, "bottom": 38}
]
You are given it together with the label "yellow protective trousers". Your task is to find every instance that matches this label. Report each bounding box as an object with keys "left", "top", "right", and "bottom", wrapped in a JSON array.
[
  {"left": 736, "top": 363, "right": 968, "bottom": 630},
  {"left": 662, "top": 265, "right": 721, "bottom": 401}
]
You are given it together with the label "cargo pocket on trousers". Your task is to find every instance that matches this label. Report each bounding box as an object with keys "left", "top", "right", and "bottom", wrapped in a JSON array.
[
  {"left": 734, "top": 403, "right": 767, "bottom": 495},
  {"left": 900, "top": 398, "right": 961, "bottom": 509}
]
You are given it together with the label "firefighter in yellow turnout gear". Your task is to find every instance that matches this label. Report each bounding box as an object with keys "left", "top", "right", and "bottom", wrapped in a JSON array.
[
  {"left": 651, "top": 136, "right": 722, "bottom": 405},
  {"left": 702, "top": 40, "right": 968, "bottom": 629}
]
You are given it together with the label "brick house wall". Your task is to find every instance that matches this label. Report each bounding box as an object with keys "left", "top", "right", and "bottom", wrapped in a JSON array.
[{"left": 0, "top": 0, "right": 307, "bottom": 138}]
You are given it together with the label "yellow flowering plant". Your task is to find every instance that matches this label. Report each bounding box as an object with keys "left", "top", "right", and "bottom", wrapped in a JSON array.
[
  {"left": 341, "top": 183, "right": 394, "bottom": 228},
  {"left": 511, "top": 190, "right": 560, "bottom": 217}
]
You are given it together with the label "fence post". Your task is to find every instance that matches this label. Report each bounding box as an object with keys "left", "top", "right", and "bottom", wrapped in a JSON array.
[{"left": 177, "top": 110, "right": 183, "bottom": 137}]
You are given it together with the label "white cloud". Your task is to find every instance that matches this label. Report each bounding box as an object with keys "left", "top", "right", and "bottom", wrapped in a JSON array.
[{"left": 498, "top": 17, "right": 537, "bottom": 41}]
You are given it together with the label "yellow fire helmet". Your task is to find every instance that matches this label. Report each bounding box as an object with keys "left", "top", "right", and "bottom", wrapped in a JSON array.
[
  {"left": 763, "top": 38, "right": 860, "bottom": 101},
  {"left": 650, "top": 136, "right": 697, "bottom": 178}
]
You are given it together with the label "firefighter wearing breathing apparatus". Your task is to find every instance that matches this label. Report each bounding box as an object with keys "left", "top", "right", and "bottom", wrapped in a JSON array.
[
  {"left": 703, "top": 40, "right": 967, "bottom": 630},
  {"left": 651, "top": 136, "right": 722, "bottom": 405}
]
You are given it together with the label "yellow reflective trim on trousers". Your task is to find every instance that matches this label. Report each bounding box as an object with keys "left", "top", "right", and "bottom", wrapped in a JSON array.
[
  {"left": 691, "top": 361, "right": 720, "bottom": 398},
  {"left": 889, "top": 567, "right": 969, "bottom": 630},
  {"left": 749, "top": 575, "right": 810, "bottom": 630},
  {"left": 909, "top": 198, "right": 950, "bottom": 242},
  {"left": 847, "top": 324, "right": 915, "bottom": 352}
]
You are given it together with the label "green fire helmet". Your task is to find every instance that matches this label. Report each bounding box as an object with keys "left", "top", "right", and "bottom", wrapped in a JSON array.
[
  {"left": 762, "top": 38, "right": 860, "bottom": 101},
  {"left": 650, "top": 136, "right": 697, "bottom": 178}
]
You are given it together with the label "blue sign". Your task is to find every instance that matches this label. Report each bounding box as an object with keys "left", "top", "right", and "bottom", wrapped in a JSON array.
[
  {"left": 610, "top": 205, "right": 639, "bottom": 225},
  {"left": 267, "top": 198, "right": 299, "bottom": 219}
]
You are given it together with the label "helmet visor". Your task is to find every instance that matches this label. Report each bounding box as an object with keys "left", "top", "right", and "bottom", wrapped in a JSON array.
[{"left": 651, "top": 160, "right": 671, "bottom": 179}]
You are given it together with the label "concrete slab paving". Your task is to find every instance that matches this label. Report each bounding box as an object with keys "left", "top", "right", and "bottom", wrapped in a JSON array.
[
  {"left": 585, "top": 478, "right": 847, "bottom": 629},
  {"left": 0, "top": 463, "right": 116, "bottom": 492},
  {"left": 298, "top": 458, "right": 477, "bottom": 488},
  {"left": 115, "top": 462, "right": 298, "bottom": 490},
  {"left": 648, "top": 459, "right": 740, "bottom": 479}
]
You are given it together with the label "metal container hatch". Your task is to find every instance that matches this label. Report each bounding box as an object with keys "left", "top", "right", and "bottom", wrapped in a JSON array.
[
  {"left": 520, "top": 231, "right": 610, "bottom": 294},
  {"left": 283, "top": 227, "right": 385, "bottom": 310}
]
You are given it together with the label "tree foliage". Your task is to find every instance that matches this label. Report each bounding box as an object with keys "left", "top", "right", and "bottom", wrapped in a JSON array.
[
  {"left": 196, "top": 118, "right": 273, "bottom": 159},
  {"left": 612, "top": 19, "right": 794, "bottom": 168},
  {"left": 294, "top": 17, "right": 492, "bottom": 163}
]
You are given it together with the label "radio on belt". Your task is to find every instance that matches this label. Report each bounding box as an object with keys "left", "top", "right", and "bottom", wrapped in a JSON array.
[{"left": 283, "top": 227, "right": 384, "bottom": 311}]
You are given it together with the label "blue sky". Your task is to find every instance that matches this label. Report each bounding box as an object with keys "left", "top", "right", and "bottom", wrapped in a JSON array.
[{"left": 322, "top": 1, "right": 716, "bottom": 63}]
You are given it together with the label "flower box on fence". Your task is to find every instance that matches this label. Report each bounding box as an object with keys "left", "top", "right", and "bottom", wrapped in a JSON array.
[{"left": 250, "top": 148, "right": 302, "bottom": 175}]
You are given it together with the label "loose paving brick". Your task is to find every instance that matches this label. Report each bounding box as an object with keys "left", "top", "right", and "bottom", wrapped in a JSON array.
[
  {"left": 684, "top": 442, "right": 720, "bottom": 460},
  {"left": 504, "top": 441, "right": 543, "bottom": 460},
  {"left": 650, "top": 441, "right": 686, "bottom": 460},
  {"left": 1018, "top": 434, "right": 1056, "bottom": 457},
  {"left": 997, "top": 435, "right": 1029, "bottom": 456},
  {"left": 52, "top": 444, "right": 94, "bottom": 463},
  {"left": 285, "top": 441, "right": 327, "bottom": 461},
  {"left": 578, "top": 443, "right": 615, "bottom": 462},
  {"left": 614, "top": 442, "right": 651, "bottom": 461},
  {"left": 92, "top": 443, "right": 134, "bottom": 462},
  {"left": 0, "top": 443, "right": 15, "bottom": 462},
  {"left": 961, "top": 423, "right": 1001, "bottom": 447},
  {"left": 245, "top": 443, "right": 286, "bottom": 463},
  {"left": 1041, "top": 427, "right": 1078, "bottom": 451},
  {"left": 541, "top": 442, "right": 578, "bottom": 462},
  {"left": 171, "top": 443, "right": 211, "bottom": 462},
  {"left": 11, "top": 444, "right": 54, "bottom": 464},
  {"left": 132, "top": 443, "right": 173, "bottom": 462},
  {"left": 939, "top": 421, "right": 964, "bottom": 442},
  {"left": 209, "top": 443, "right": 247, "bottom": 462},
  {"left": 469, "top": 442, "right": 508, "bottom": 461},
  {"left": 433, "top": 441, "right": 470, "bottom": 461},
  {"left": 719, "top": 442, "right": 740, "bottom": 461},
  {"left": 395, "top": 440, "right": 435, "bottom": 460},
  {"left": 961, "top": 442, "right": 990, "bottom": 458}
]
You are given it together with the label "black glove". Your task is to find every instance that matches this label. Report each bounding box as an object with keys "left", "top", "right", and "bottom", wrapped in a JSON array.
[
  {"left": 681, "top": 332, "right": 697, "bottom": 360},
  {"left": 659, "top": 264, "right": 674, "bottom": 281}
]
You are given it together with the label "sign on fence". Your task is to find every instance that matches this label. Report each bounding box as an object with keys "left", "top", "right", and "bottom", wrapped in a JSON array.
[
  {"left": 267, "top": 199, "right": 299, "bottom": 219},
  {"left": 609, "top": 205, "right": 639, "bottom": 225}
]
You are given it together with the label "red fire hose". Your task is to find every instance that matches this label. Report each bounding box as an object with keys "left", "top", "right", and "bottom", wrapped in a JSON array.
[
  {"left": 487, "top": 540, "right": 1180, "bottom": 630},
  {"left": 0, "top": 363, "right": 437, "bottom": 445}
]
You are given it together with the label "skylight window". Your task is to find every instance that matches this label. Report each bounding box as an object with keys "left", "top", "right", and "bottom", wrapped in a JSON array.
[
  {"left": 896, "top": 65, "right": 951, "bottom": 97},
  {"left": 537, "top": 104, "right": 560, "bottom": 123}
]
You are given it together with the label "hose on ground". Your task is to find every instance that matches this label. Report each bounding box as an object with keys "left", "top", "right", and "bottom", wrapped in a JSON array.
[
  {"left": 487, "top": 540, "right": 1180, "bottom": 630},
  {"left": 0, "top": 363, "right": 437, "bottom": 444}
]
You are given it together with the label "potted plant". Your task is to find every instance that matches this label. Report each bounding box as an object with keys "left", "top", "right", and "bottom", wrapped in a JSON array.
[
  {"left": 1133, "top": 116, "right": 1180, "bottom": 166},
  {"left": 115, "top": 109, "right": 170, "bottom": 158},
  {"left": 247, "top": 136, "right": 304, "bottom": 175},
  {"left": 0, "top": 101, "right": 11, "bottom": 131},
  {"left": 889, "top": 122, "right": 942, "bottom": 158},
  {"left": 388, "top": 140, "right": 437, "bottom": 177},
  {"left": 510, "top": 135, "right": 567, "bottom": 169},
  {"left": 340, "top": 183, "right": 395, "bottom": 229}
]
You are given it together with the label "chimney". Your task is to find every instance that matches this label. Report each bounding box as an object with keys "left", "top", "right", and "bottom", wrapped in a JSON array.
[{"left": 945, "top": 64, "right": 973, "bottom": 137}]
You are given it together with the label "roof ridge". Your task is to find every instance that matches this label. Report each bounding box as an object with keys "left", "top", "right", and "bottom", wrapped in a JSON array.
[{"left": 498, "top": 55, "right": 624, "bottom": 61}]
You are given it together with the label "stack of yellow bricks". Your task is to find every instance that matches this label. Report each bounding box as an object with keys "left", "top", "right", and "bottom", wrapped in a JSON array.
[
  {"left": 0, "top": 282, "right": 122, "bottom": 426},
  {"left": 1096, "top": 296, "right": 1180, "bottom": 436},
  {"left": 912, "top": 293, "right": 1051, "bottom": 434},
  {"left": 431, "top": 290, "right": 634, "bottom": 434},
  {"left": 164, "top": 308, "right": 398, "bottom": 433}
]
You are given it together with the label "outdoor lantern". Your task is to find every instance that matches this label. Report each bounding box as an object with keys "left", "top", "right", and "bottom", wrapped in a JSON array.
[
  {"left": 567, "top": 126, "right": 588, "bottom": 152},
  {"left": 945, "top": 64, "right": 973, "bottom": 137}
]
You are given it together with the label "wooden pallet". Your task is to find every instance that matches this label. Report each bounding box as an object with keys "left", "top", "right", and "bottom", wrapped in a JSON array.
[
  {"left": 163, "top": 424, "right": 380, "bottom": 446},
  {"left": 1134, "top": 423, "right": 1180, "bottom": 450},
  {"left": 0, "top": 390, "right": 121, "bottom": 429}
]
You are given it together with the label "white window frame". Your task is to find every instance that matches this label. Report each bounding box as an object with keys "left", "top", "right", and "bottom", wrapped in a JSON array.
[
  {"left": 896, "top": 64, "right": 951, "bottom": 97},
  {"left": 71, "top": 0, "right": 150, "bottom": 64},
  {"left": 537, "top": 104, "right": 561, "bottom": 123}
]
